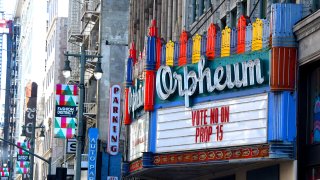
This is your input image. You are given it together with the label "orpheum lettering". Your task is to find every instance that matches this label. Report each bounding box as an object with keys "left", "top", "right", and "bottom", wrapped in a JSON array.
[
  {"left": 128, "top": 83, "right": 144, "bottom": 114},
  {"left": 156, "top": 56, "right": 264, "bottom": 107},
  {"left": 107, "top": 85, "right": 121, "bottom": 155},
  {"left": 192, "top": 106, "right": 230, "bottom": 143}
]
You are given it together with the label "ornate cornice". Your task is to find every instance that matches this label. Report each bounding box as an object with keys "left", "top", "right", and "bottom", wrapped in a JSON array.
[
  {"left": 294, "top": 9, "right": 320, "bottom": 41},
  {"left": 298, "top": 49, "right": 320, "bottom": 66}
]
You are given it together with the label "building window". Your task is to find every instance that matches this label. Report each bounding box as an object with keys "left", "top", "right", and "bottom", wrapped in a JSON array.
[
  {"left": 47, "top": 0, "right": 49, "bottom": 13},
  {"left": 231, "top": 8, "right": 237, "bottom": 27},
  {"left": 204, "top": 0, "right": 210, "bottom": 11},
  {"left": 261, "top": 0, "right": 267, "bottom": 19},
  {"left": 192, "top": 0, "right": 211, "bottom": 22},
  {"left": 49, "top": 95, "right": 51, "bottom": 113},
  {"left": 313, "top": 0, "right": 320, "bottom": 12},
  {"left": 242, "top": 0, "right": 248, "bottom": 16},
  {"left": 299, "top": 60, "right": 320, "bottom": 175},
  {"left": 221, "top": 16, "right": 227, "bottom": 29},
  {"left": 51, "top": 93, "right": 54, "bottom": 112},
  {"left": 197, "top": 0, "right": 204, "bottom": 18},
  {"left": 192, "top": 0, "right": 196, "bottom": 22}
]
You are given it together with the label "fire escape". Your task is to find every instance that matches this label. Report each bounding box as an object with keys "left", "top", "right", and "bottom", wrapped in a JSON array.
[{"left": 67, "top": 0, "right": 101, "bottom": 127}]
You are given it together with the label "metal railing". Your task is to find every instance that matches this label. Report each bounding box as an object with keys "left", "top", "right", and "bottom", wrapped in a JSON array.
[
  {"left": 80, "top": 0, "right": 100, "bottom": 36},
  {"left": 83, "top": 103, "right": 96, "bottom": 115},
  {"left": 81, "top": 0, "right": 100, "bottom": 15}
]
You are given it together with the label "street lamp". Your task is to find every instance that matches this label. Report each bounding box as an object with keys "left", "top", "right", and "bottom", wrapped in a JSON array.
[
  {"left": 39, "top": 128, "right": 45, "bottom": 138},
  {"left": 93, "top": 60, "right": 103, "bottom": 80},
  {"left": 20, "top": 124, "right": 46, "bottom": 180},
  {"left": 63, "top": 47, "right": 102, "bottom": 180},
  {"left": 20, "top": 125, "right": 45, "bottom": 137},
  {"left": 62, "top": 58, "right": 72, "bottom": 78},
  {"left": 62, "top": 54, "right": 103, "bottom": 80}
]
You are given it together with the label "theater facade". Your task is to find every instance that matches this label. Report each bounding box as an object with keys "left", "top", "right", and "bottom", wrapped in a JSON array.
[{"left": 122, "top": 3, "right": 303, "bottom": 180}]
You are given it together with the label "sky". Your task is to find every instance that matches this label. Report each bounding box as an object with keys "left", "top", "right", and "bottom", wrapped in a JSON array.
[{"left": 3, "top": 0, "right": 17, "bottom": 18}]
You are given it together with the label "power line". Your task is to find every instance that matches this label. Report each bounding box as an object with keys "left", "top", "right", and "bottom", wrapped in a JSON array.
[
  {"left": 190, "top": 0, "right": 262, "bottom": 36},
  {"left": 249, "top": 0, "right": 261, "bottom": 18},
  {"left": 190, "top": 0, "right": 227, "bottom": 36}
]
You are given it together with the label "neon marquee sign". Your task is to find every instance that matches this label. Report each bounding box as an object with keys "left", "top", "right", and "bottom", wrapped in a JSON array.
[
  {"left": 156, "top": 56, "right": 265, "bottom": 107},
  {"left": 128, "top": 82, "right": 144, "bottom": 114}
]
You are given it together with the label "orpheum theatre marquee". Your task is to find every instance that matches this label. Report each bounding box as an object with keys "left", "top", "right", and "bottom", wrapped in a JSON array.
[{"left": 122, "top": 3, "right": 302, "bottom": 177}]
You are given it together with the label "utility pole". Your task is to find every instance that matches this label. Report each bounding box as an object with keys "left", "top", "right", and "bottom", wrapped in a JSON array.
[
  {"left": 29, "top": 120, "right": 36, "bottom": 180},
  {"left": 63, "top": 46, "right": 103, "bottom": 180}
]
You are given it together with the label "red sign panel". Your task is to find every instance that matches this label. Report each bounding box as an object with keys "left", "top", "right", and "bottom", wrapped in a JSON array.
[
  {"left": 153, "top": 144, "right": 269, "bottom": 165},
  {"left": 129, "top": 159, "right": 143, "bottom": 173}
]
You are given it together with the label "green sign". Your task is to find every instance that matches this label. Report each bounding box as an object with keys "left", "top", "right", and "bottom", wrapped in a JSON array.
[{"left": 155, "top": 49, "right": 270, "bottom": 107}]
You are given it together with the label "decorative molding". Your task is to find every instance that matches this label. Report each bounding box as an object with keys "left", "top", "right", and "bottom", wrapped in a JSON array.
[
  {"left": 270, "top": 47, "right": 297, "bottom": 91},
  {"left": 298, "top": 48, "right": 320, "bottom": 66},
  {"left": 294, "top": 10, "right": 320, "bottom": 41},
  {"left": 269, "top": 143, "right": 295, "bottom": 159},
  {"left": 153, "top": 144, "right": 269, "bottom": 166},
  {"left": 295, "top": 19, "right": 320, "bottom": 41},
  {"left": 129, "top": 159, "right": 143, "bottom": 173}
]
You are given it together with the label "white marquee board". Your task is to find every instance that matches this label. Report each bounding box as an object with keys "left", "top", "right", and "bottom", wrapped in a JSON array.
[
  {"left": 129, "top": 114, "right": 149, "bottom": 161},
  {"left": 156, "top": 93, "right": 268, "bottom": 153}
]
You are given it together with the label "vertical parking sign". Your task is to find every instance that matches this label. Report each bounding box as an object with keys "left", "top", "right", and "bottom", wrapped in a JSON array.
[
  {"left": 88, "top": 128, "right": 98, "bottom": 180},
  {"left": 107, "top": 85, "right": 121, "bottom": 155}
]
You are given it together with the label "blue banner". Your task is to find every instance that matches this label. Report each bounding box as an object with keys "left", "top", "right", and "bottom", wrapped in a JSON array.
[{"left": 88, "top": 128, "right": 99, "bottom": 180}]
